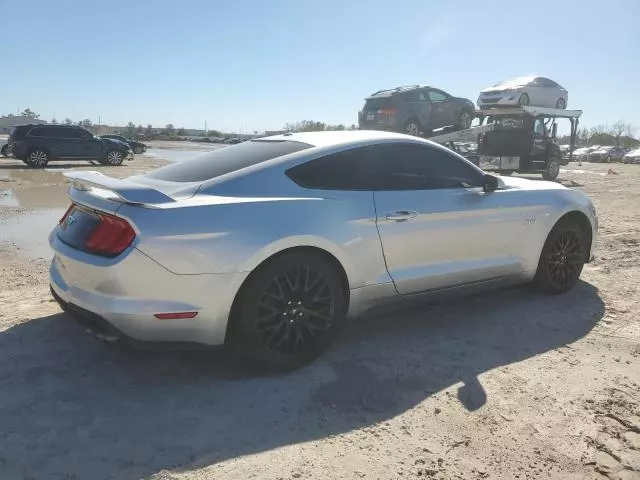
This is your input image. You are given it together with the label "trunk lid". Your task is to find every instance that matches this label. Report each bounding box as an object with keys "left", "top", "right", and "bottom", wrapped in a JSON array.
[{"left": 360, "top": 96, "right": 396, "bottom": 127}]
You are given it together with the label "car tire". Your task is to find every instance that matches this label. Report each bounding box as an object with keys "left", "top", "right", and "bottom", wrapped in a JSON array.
[
  {"left": 500, "top": 170, "right": 514, "bottom": 176},
  {"left": 518, "top": 93, "right": 530, "bottom": 106},
  {"left": 542, "top": 154, "right": 561, "bottom": 181},
  {"left": 133, "top": 146, "right": 143, "bottom": 154},
  {"left": 534, "top": 219, "right": 587, "bottom": 294},
  {"left": 25, "top": 149, "right": 50, "bottom": 168},
  {"left": 104, "top": 150, "right": 124, "bottom": 166},
  {"left": 227, "top": 251, "right": 347, "bottom": 371},
  {"left": 403, "top": 118, "right": 423, "bottom": 137},
  {"left": 606, "top": 155, "right": 612, "bottom": 163},
  {"left": 555, "top": 98, "right": 566, "bottom": 109},
  {"left": 455, "top": 109, "right": 473, "bottom": 130},
  {"left": 0, "top": 144, "right": 7, "bottom": 157}
]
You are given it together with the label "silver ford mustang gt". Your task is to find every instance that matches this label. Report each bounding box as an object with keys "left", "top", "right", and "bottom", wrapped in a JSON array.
[{"left": 49, "top": 130, "right": 597, "bottom": 370}]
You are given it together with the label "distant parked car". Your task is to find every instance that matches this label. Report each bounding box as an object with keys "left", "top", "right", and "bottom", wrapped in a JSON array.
[
  {"left": 478, "top": 76, "right": 568, "bottom": 110},
  {"left": 358, "top": 84, "right": 476, "bottom": 136},
  {"left": 588, "top": 146, "right": 627, "bottom": 163},
  {"left": 572, "top": 146, "right": 599, "bottom": 162},
  {"left": 623, "top": 148, "right": 640, "bottom": 164},
  {"left": 7, "top": 124, "right": 132, "bottom": 168},
  {"left": 101, "top": 134, "right": 148, "bottom": 154}
]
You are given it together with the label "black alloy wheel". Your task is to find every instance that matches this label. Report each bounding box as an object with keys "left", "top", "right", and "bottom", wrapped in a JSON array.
[
  {"left": 256, "top": 267, "right": 335, "bottom": 355},
  {"left": 535, "top": 221, "right": 586, "bottom": 294},
  {"left": 228, "top": 252, "right": 346, "bottom": 371}
]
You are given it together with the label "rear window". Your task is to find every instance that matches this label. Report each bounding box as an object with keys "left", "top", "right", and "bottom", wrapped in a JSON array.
[
  {"left": 363, "top": 97, "right": 394, "bottom": 110},
  {"left": 9, "top": 126, "right": 28, "bottom": 140},
  {"left": 144, "top": 139, "right": 312, "bottom": 182}
]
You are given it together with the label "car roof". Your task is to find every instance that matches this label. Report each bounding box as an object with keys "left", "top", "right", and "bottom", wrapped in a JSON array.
[
  {"left": 367, "top": 85, "right": 428, "bottom": 98},
  {"left": 261, "top": 130, "right": 433, "bottom": 149}
]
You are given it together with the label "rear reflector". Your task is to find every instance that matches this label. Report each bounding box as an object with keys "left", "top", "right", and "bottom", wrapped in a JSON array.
[
  {"left": 84, "top": 212, "right": 136, "bottom": 257},
  {"left": 153, "top": 312, "right": 198, "bottom": 320}
]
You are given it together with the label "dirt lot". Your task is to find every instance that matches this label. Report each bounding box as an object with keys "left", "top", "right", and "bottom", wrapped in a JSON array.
[{"left": 1, "top": 151, "right": 639, "bottom": 480}]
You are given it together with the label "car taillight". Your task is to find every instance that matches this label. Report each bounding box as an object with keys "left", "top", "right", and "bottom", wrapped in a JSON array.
[{"left": 85, "top": 213, "right": 136, "bottom": 257}]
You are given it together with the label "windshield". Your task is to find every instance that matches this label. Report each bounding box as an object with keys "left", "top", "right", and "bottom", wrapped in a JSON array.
[
  {"left": 143, "top": 139, "right": 312, "bottom": 182},
  {"left": 493, "top": 76, "right": 535, "bottom": 88}
]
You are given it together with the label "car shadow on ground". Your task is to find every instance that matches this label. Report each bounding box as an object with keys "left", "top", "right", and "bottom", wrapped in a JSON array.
[{"left": 0, "top": 281, "right": 604, "bottom": 479}]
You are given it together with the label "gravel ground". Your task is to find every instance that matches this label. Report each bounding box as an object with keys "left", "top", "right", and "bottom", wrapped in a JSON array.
[{"left": 0, "top": 153, "right": 639, "bottom": 480}]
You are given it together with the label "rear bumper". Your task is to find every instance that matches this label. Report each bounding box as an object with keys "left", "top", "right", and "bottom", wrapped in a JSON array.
[
  {"left": 49, "top": 235, "right": 248, "bottom": 346},
  {"left": 50, "top": 286, "right": 219, "bottom": 349}
]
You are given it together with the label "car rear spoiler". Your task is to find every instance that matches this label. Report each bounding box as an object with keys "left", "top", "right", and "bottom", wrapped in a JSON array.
[{"left": 64, "top": 171, "right": 176, "bottom": 205}]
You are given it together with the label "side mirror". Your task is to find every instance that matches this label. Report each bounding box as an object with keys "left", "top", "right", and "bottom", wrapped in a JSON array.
[
  {"left": 483, "top": 174, "right": 499, "bottom": 192},
  {"left": 551, "top": 123, "right": 558, "bottom": 139}
]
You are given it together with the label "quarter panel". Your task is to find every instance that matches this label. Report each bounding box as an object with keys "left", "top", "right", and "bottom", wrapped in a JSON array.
[{"left": 121, "top": 191, "right": 391, "bottom": 290}]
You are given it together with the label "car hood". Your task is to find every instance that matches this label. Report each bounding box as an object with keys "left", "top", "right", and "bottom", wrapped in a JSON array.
[
  {"left": 625, "top": 149, "right": 640, "bottom": 156},
  {"left": 498, "top": 175, "right": 567, "bottom": 192}
]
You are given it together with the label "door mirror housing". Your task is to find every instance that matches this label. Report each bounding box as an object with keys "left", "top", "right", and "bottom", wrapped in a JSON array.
[{"left": 483, "top": 174, "right": 499, "bottom": 192}]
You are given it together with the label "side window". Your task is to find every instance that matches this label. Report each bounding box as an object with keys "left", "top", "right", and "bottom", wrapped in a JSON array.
[
  {"left": 403, "top": 91, "right": 419, "bottom": 102},
  {"left": 59, "top": 128, "right": 84, "bottom": 139},
  {"left": 375, "top": 143, "right": 483, "bottom": 190},
  {"left": 286, "top": 147, "right": 377, "bottom": 190},
  {"left": 538, "top": 77, "right": 558, "bottom": 87},
  {"left": 28, "top": 127, "right": 47, "bottom": 137},
  {"left": 77, "top": 129, "right": 93, "bottom": 139},
  {"left": 427, "top": 90, "right": 447, "bottom": 102},
  {"left": 418, "top": 91, "right": 427, "bottom": 101},
  {"left": 533, "top": 119, "right": 545, "bottom": 136}
]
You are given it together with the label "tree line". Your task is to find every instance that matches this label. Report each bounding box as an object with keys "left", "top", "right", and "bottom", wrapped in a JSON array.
[
  {"left": 5, "top": 110, "right": 638, "bottom": 148},
  {"left": 564, "top": 121, "right": 639, "bottom": 149},
  {"left": 283, "top": 120, "right": 358, "bottom": 132}
]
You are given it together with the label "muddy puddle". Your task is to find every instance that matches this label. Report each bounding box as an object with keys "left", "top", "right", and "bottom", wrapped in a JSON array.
[
  {"left": 0, "top": 169, "right": 69, "bottom": 209},
  {"left": 0, "top": 208, "right": 66, "bottom": 259}
]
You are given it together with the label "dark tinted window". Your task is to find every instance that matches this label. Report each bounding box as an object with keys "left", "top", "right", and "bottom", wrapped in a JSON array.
[
  {"left": 403, "top": 91, "right": 420, "bottom": 102},
  {"left": 145, "top": 139, "right": 312, "bottom": 182},
  {"left": 363, "top": 97, "right": 393, "bottom": 110},
  {"left": 286, "top": 147, "right": 377, "bottom": 190},
  {"left": 62, "top": 128, "right": 86, "bottom": 139},
  {"left": 28, "top": 126, "right": 54, "bottom": 137},
  {"left": 376, "top": 143, "right": 483, "bottom": 190}
]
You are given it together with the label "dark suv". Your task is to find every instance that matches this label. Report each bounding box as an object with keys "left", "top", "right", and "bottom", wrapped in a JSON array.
[
  {"left": 358, "top": 85, "right": 476, "bottom": 136},
  {"left": 8, "top": 124, "right": 133, "bottom": 168}
]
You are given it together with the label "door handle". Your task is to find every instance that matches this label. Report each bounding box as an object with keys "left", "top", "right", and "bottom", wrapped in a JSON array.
[{"left": 385, "top": 210, "right": 418, "bottom": 221}]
